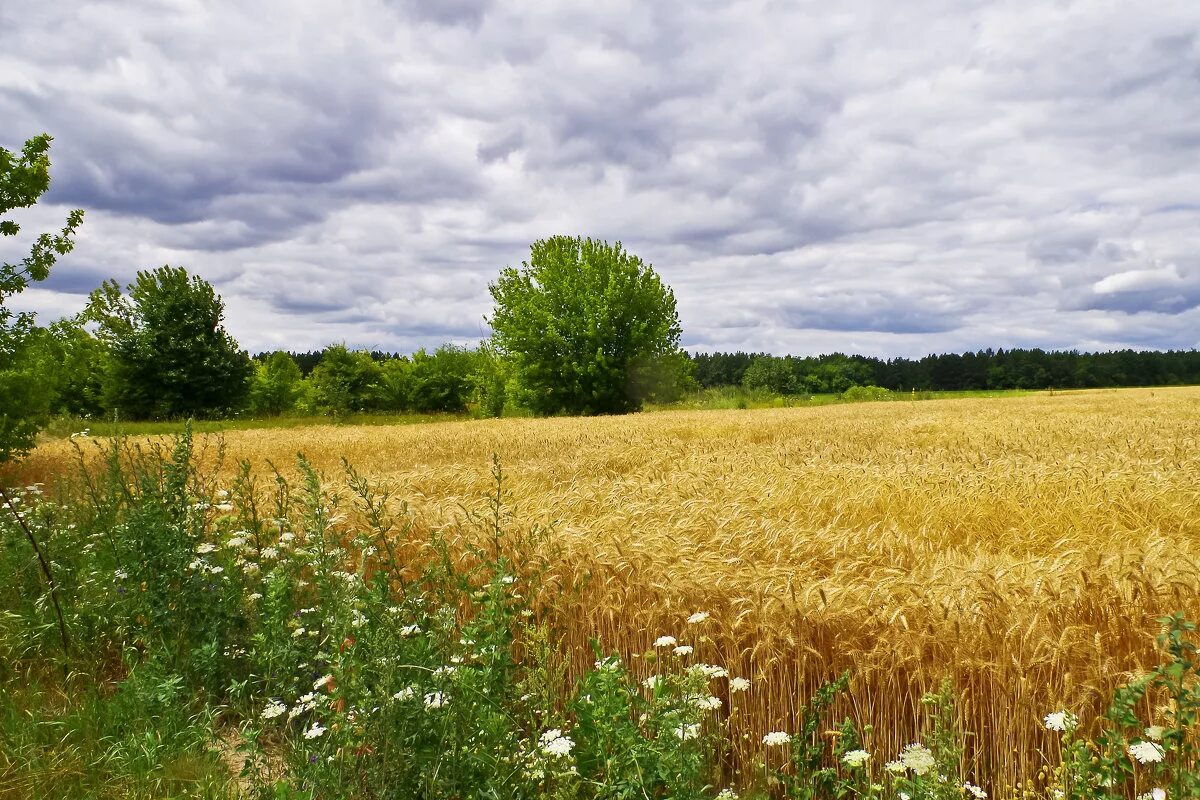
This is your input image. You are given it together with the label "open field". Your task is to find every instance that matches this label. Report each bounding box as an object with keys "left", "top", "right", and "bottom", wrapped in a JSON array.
[{"left": 19, "top": 386, "right": 1200, "bottom": 787}]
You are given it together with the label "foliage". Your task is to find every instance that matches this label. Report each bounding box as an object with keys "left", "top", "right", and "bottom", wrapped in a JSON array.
[
  {"left": 0, "top": 133, "right": 84, "bottom": 462},
  {"left": 249, "top": 351, "right": 303, "bottom": 416},
  {"left": 304, "top": 344, "right": 381, "bottom": 417},
  {"left": 488, "top": 236, "right": 685, "bottom": 415},
  {"left": 409, "top": 344, "right": 478, "bottom": 413},
  {"left": 84, "top": 266, "right": 252, "bottom": 420}
]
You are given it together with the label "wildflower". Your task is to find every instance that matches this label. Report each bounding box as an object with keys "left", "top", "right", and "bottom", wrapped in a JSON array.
[
  {"left": 539, "top": 728, "right": 575, "bottom": 757},
  {"left": 304, "top": 721, "right": 326, "bottom": 739},
  {"left": 687, "top": 611, "right": 710, "bottom": 624},
  {"left": 280, "top": 532, "right": 296, "bottom": 542},
  {"left": 654, "top": 635, "right": 677, "bottom": 648},
  {"left": 675, "top": 722, "right": 701, "bottom": 740},
  {"left": 215, "top": 502, "right": 235, "bottom": 513},
  {"left": 842, "top": 749, "right": 870, "bottom": 768},
  {"left": 1144, "top": 725, "right": 1165, "bottom": 741},
  {"left": 729, "top": 677, "right": 750, "bottom": 692},
  {"left": 594, "top": 656, "right": 621, "bottom": 670},
  {"left": 692, "top": 695, "right": 722, "bottom": 711},
  {"left": 261, "top": 547, "right": 279, "bottom": 559},
  {"left": 643, "top": 675, "right": 663, "bottom": 690},
  {"left": 433, "top": 665, "right": 456, "bottom": 678},
  {"left": 114, "top": 569, "right": 129, "bottom": 581},
  {"left": 692, "top": 663, "right": 727, "bottom": 679},
  {"left": 762, "top": 731, "right": 792, "bottom": 746},
  {"left": 964, "top": 782, "right": 987, "bottom": 799},
  {"left": 293, "top": 627, "right": 306, "bottom": 637},
  {"left": 716, "top": 791, "right": 738, "bottom": 800},
  {"left": 900, "top": 743, "right": 937, "bottom": 776},
  {"left": 393, "top": 687, "right": 415, "bottom": 700},
  {"left": 226, "top": 536, "right": 246, "bottom": 548},
  {"left": 261, "top": 700, "right": 287, "bottom": 720},
  {"left": 208, "top": 565, "right": 224, "bottom": 574},
  {"left": 673, "top": 645, "right": 694, "bottom": 656},
  {"left": 1043, "top": 711, "right": 1077, "bottom": 732},
  {"left": 248, "top": 592, "right": 263, "bottom": 601},
  {"left": 1128, "top": 741, "right": 1165, "bottom": 764},
  {"left": 423, "top": 692, "right": 447, "bottom": 709},
  {"left": 313, "top": 675, "right": 333, "bottom": 691},
  {"left": 398, "top": 623, "right": 421, "bottom": 637},
  {"left": 195, "top": 543, "right": 217, "bottom": 554},
  {"left": 884, "top": 760, "right": 906, "bottom": 775},
  {"left": 499, "top": 575, "right": 516, "bottom": 584}
]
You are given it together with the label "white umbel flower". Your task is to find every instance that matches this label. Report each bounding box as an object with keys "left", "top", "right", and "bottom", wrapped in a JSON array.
[
  {"left": 654, "top": 635, "right": 677, "bottom": 648},
  {"left": 539, "top": 728, "right": 575, "bottom": 757},
  {"left": 729, "top": 677, "right": 750, "bottom": 692},
  {"left": 1128, "top": 741, "right": 1165, "bottom": 764},
  {"left": 899, "top": 743, "right": 937, "bottom": 776},
  {"left": 304, "top": 721, "right": 326, "bottom": 739},
  {"left": 687, "top": 611, "right": 710, "bottom": 624},
  {"left": 261, "top": 700, "right": 287, "bottom": 720},
  {"left": 842, "top": 749, "right": 870, "bottom": 768},
  {"left": 964, "top": 782, "right": 987, "bottom": 799},
  {"left": 762, "top": 731, "right": 792, "bottom": 746},
  {"left": 1043, "top": 711, "right": 1077, "bottom": 732}
]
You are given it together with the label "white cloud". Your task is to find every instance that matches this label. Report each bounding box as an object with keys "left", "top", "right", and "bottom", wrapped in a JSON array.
[{"left": 2, "top": 0, "right": 1199, "bottom": 356}]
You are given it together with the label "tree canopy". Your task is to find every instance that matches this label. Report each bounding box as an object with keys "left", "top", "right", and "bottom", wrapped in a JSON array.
[
  {"left": 0, "top": 133, "right": 83, "bottom": 462},
  {"left": 488, "top": 236, "right": 685, "bottom": 415},
  {"left": 85, "top": 266, "right": 252, "bottom": 419}
]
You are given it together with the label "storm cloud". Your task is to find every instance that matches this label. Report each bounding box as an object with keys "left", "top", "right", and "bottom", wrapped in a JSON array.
[{"left": 2, "top": 0, "right": 1199, "bottom": 356}]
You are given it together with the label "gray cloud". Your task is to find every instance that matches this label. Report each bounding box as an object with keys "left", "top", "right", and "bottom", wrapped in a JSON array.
[{"left": 3, "top": 0, "right": 1200, "bottom": 356}]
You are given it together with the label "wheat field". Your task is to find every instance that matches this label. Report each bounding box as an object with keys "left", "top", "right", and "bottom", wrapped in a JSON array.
[{"left": 23, "top": 387, "right": 1200, "bottom": 788}]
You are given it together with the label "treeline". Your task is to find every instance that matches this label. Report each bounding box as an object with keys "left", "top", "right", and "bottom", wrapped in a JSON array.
[
  {"left": 690, "top": 349, "right": 1200, "bottom": 394},
  {"left": 28, "top": 266, "right": 510, "bottom": 423}
]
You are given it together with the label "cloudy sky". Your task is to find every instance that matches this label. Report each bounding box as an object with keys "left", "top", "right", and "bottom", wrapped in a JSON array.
[{"left": 3, "top": 0, "right": 1199, "bottom": 357}]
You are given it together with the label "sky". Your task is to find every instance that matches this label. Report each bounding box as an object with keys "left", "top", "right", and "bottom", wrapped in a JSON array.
[{"left": 3, "top": 0, "right": 1199, "bottom": 357}]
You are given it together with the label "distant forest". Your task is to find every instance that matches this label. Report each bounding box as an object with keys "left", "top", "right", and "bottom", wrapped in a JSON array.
[
  {"left": 685, "top": 348, "right": 1200, "bottom": 394},
  {"left": 271, "top": 347, "right": 1200, "bottom": 396}
]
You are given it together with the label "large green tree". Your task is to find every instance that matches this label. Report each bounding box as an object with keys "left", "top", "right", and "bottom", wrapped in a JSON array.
[
  {"left": 85, "top": 266, "right": 252, "bottom": 419},
  {"left": 488, "top": 236, "right": 684, "bottom": 415},
  {"left": 0, "top": 134, "right": 83, "bottom": 461}
]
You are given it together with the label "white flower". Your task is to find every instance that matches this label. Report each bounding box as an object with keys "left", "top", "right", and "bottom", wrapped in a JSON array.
[
  {"left": 423, "top": 692, "right": 447, "bottom": 709},
  {"left": 594, "top": 656, "right": 621, "bottom": 670},
  {"left": 114, "top": 569, "right": 129, "bottom": 581},
  {"left": 215, "top": 503, "right": 235, "bottom": 513},
  {"left": 248, "top": 592, "right": 263, "bottom": 601},
  {"left": 899, "top": 794, "right": 911, "bottom": 800},
  {"left": 261, "top": 547, "right": 279, "bottom": 559},
  {"left": 842, "top": 749, "right": 870, "bottom": 768},
  {"left": 691, "top": 663, "right": 727, "bottom": 679},
  {"left": 673, "top": 645, "right": 694, "bottom": 656},
  {"left": 499, "top": 575, "right": 516, "bottom": 585},
  {"left": 692, "top": 695, "right": 722, "bottom": 711},
  {"left": 261, "top": 700, "right": 287, "bottom": 720},
  {"left": 433, "top": 666, "right": 456, "bottom": 678},
  {"left": 393, "top": 687, "right": 415, "bottom": 701},
  {"left": 1144, "top": 725, "right": 1166, "bottom": 741},
  {"left": 399, "top": 624, "right": 421, "bottom": 637},
  {"left": 642, "top": 675, "right": 664, "bottom": 690},
  {"left": 729, "top": 677, "right": 750, "bottom": 693},
  {"left": 884, "top": 760, "right": 907, "bottom": 775},
  {"left": 675, "top": 722, "right": 701, "bottom": 740},
  {"left": 1128, "top": 741, "right": 1165, "bottom": 764},
  {"left": 1043, "top": 711, "right": 1077, "bottom": 732},
  {"left": 964, "top": 782, "right": 987, "bottom": 799},
  {"left": 280, "top": 532, "right": 295, "bottom": 542},
  {"left": 899, "top": 743, "right": 937, "bottom": 776},
  {"left": 226, "top": 536, "right": 246, "bottom": 548},
  {"left": 292, "top": 627, "right": 306, "bottom": 637},
  {"left": 539, "top": 728, "right": 575, "bottom": 757},
  {"left": 313, "top": 675, "right": 333, "bottom": 691},
  {"left": 687, "top": 611, "right": 710, "bottom": 624},
  {"left": 716, "top": 791, "right": 738, "bottom": 800},
  {"left": 654, "top": 635, "right": 677, "bottom": 648},
  {"left": 762, "top": 731, "right": 792, "bottom": 746},
  {"left": 195, "top": 543, "right": 217, "bottom": 554},
  {"left": 303, "top": 721, "right": 326, "bottom": 739},
  {"left": 208, "top": 565, "right": 224, "bottom": 574}
]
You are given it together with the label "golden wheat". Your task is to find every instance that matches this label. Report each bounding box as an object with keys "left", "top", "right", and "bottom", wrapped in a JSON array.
[{"left": 23, "top": 387, "right": 1200, "bottom": 787}]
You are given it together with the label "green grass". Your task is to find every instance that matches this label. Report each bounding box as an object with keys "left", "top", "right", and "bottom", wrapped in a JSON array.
[
  {"left": 0, "top": 664, "right": 238, "bottom": 800},
  {"left": 646, "top": 386, "right": 1038, "bottom": 412},
  {"left": 40, "top": 411, "right": 472, "bottom": 440}
]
